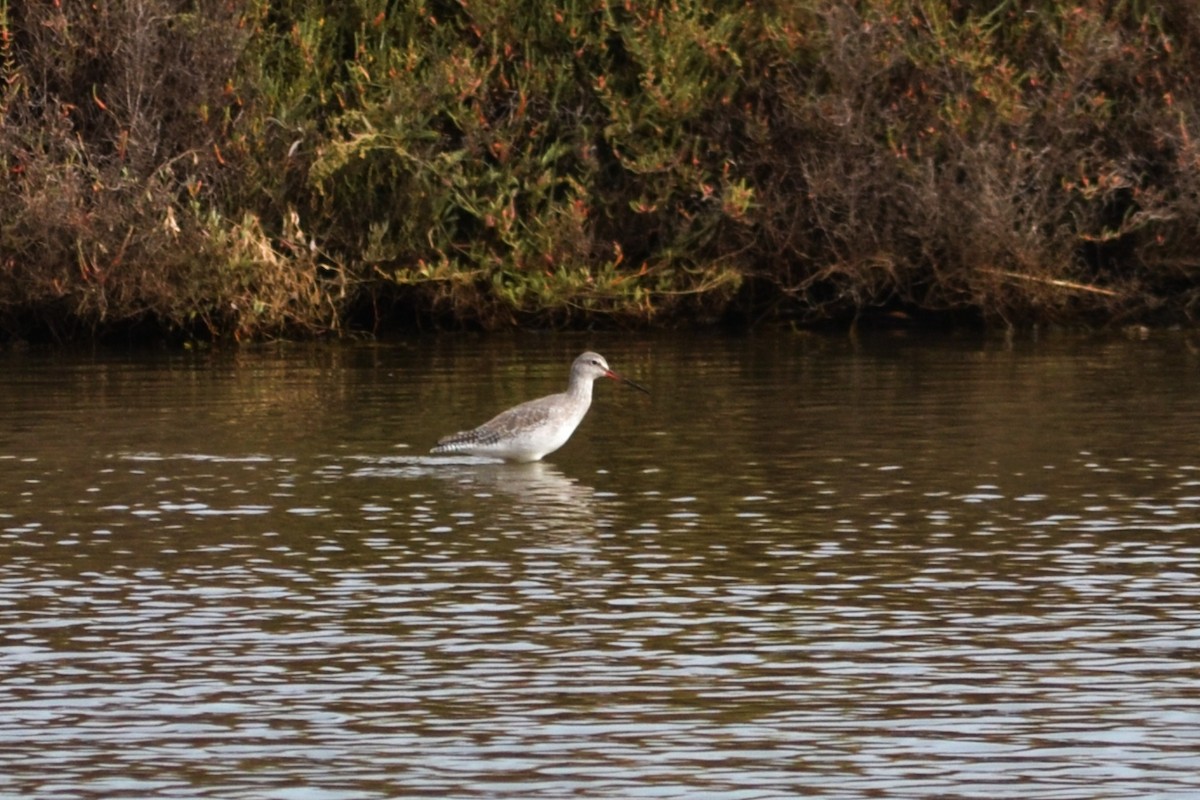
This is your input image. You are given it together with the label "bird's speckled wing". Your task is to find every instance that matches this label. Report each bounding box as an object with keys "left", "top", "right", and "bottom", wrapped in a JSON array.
[{"left": 433, "top": 394, "right": 560, "bottom": 451}]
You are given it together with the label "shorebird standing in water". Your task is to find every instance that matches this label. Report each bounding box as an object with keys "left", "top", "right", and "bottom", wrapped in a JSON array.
[{"left": 430, "top": 352, "right": 649, "bottom": 462}]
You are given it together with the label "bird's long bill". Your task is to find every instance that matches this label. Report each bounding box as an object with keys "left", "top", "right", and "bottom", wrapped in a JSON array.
[{"left": 606, "top": 370, "right": 650, "bottom": 394}]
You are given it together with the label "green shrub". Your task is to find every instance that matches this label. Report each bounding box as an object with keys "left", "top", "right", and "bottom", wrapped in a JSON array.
[{"left": 3, "top": 0, "right": 1200, "bottom": 339}]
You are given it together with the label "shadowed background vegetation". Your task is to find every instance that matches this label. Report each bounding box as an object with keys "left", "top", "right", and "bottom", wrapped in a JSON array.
[{"left": 2, "top": 0, "right": 1199, "bottom": 340}]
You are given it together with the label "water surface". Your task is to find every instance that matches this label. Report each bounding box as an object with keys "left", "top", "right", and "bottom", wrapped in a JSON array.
[{"left": 2, "top": 333, "right": 1200, "bottom": 798}]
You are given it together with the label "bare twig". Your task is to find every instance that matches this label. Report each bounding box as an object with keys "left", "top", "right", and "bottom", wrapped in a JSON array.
[{"left": 978, "top": 268, "right": 1122, "bottom": 297}]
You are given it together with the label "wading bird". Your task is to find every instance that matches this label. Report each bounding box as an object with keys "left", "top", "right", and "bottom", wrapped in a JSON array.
[{"left": 431, "top": 351, "right": 649, "bottom": 462}]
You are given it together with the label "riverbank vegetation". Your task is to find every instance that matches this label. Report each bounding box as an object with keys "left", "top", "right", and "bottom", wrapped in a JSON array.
[{"left": 2, "top": 0, "right": 1199, "bottom": 340}]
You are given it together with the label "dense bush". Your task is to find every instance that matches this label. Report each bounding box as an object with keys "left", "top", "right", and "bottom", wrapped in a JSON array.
[
  {"left": 2, "top": 0, "right": 1199, "bottom": 339},
  {"left": 746, "top": 1, "right": 1200, "bottom": 324},
  {"left": 0, "top": 0, "right": 340, "bottom": 340}
]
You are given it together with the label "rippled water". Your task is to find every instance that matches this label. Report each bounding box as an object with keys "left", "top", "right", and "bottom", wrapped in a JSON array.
[{"left": 3, "top": 333, "right": 1200, "bottom": 798}]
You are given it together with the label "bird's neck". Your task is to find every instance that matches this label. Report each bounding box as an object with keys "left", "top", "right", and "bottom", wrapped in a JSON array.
[{"left": 566, "top": 376, "right": 594, "bottom": 404}]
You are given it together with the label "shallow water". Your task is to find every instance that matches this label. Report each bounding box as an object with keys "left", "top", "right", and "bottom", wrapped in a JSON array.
[{"left": 2, "top": 333, "right": 1200, "bottom": 798}]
